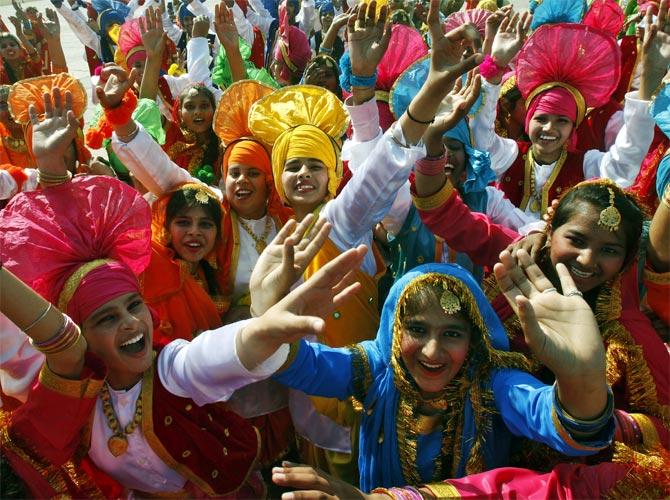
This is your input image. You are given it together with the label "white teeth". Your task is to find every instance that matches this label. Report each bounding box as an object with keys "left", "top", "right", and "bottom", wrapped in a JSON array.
[
  {"left": 540, "top": 135, "right": 557, "bottom": 141},
  {"left": 570, "top": 266, "right": 594, "bottom": 278},
  {"left": 297, "top": 184, "right": 314, "bottom": 192},
  {"left": 420, "top": 361, "right": 444, "bottom": 369},
  {"left": 120, "top": 333, "right": 143, "bottom": 347},
  {"left": 236, "top": 190, "right": 251, "bottom": 196},
  {"left": 186, "top": 242, "right": 201, "bottom": 247}
]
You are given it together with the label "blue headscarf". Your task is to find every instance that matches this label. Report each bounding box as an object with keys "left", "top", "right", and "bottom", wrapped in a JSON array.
[
  {"left": 178, "top": 3, "right": 194, "bottom": 24},
  {"left": 529, "top": 0, "right": 586, "bottom": 30},
  {"left": 355, "top": 263, "right": 519, "bottom": 491},
  {"left": 93, "top": 0, "right": 130, "bottom": 24},
  {"left": 316, "top": 0, "right": 335, "bottom": 15},
  {"left": 390, "top": 56, "right": 494, "bottom": 213},
  {"left": 651, "top": 83, "right": 670, "bottom": 198}
]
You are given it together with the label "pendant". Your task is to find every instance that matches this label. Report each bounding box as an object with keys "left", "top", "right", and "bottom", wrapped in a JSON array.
[
  {"left": 529, "top": 198, "right": 541, "bottom": 213},
  {"left": 108, "top": 435, "right": 129, "bottom": 457},
  {"left": 255, "top": 240, "right": 267, "bottom": 254}
]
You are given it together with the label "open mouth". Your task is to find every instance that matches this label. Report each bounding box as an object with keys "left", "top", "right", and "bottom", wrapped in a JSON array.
[
  {"left": 418, "top": 360, "right": 447, "bottom": 376},
  {"left": 235, "top": 189, "right": 252, "bottom": 200},
  {"left": 119, "top": 332, "right": 146, "bottom": 354},
  {"left": 569, "top": 265, "right": 596, "bottom": 280},
  {"left": 296, "top": 183, "right": 315, "bottom": 194},
  {"left": 538, "top": 134, "right": 558, "bottom": 142}
]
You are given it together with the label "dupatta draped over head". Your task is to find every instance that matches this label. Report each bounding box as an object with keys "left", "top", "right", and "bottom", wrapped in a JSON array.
[{"left": 353, "top": 264, "right": 528, "bottom": 491}]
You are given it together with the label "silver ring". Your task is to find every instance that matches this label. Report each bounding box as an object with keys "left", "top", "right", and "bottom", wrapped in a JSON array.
[
  {"left": 565, "top": 290, "right": 583, "bottom": 297},
  {"left": 541, "top": 287, "right": 557, "bottom": 294}
]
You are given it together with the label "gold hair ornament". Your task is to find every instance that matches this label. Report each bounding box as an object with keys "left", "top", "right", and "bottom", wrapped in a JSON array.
[
  {"left": 598, "top": 187, "right": 621, "bottom": 232},
  {"left": 440, "top": 289, "right": 461, "bottom": 315}
]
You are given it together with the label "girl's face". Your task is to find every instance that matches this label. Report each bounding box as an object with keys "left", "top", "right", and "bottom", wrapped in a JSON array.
[
  {"left": 225, "top": 163, "right": 269, "bottom": 219},
  {"left": 179, "top": 93, "right": 214, "bottom": 134},
  {"left": 443, "top": 138, "right": 467, "bottom": 188},
  {"left": 528, "top": 112, "right": 573, "bottom": 162},
  {"left": 0, "top": 37, "right": 20, "bottom": 61},
  {"left": 168, "top": 205, "right": 218, "bottom": 264},
  {"left": 548, "top": 202, "right": 627, "bottom": 293},
  {"left": 282, "top": 157, "right": 330, "bottom": 211},
  {"left": 400, "top": 306, "right": 471, "bottom": 398},
  {"left": 320, "top": 10, "right": 334, "bottom": 32},
  {"left": 82, "top": 292, "right": 153, "bottom": 390}
]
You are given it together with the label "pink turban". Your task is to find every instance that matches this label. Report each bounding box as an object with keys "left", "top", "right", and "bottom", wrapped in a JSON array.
[{"left": 525, "top": 87, "right": 578, "bottom": 149}]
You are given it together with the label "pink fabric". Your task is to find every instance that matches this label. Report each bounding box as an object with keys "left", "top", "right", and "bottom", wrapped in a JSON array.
[
  {"left": 67, "top": 262, "right": 140, "bottom": 324},
  {"left": 443, "top": 8, "right": 491, "bottom": 39},
  {"left": 0, "top": 177, "right": 151, "bottom": 314},
  {"left": 582, "top": 0, "right": 625, "bottom": 37},
  {"left": 126, "top": 49, "right": 147, "bottom": 69},
  {"left": 479, "top": 54, "right": 501, "bottom": 79},
  {"left": 524, "top": 87, "right": 578, "bottom": 150},
  {"left": 117, "top": 18, "right": 143, "bottom": 56},
  {"left": 273, "top": 3, "right": 311, "bottom": 82},
  {"left": 516, "top": 23, "right": 620, "bottom": 110},
  {"left": 377, "top": 24, "right": 428, "bottom": 91}
]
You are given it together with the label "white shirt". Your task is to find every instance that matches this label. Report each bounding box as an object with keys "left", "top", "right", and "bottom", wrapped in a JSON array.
[
  {"left": 89, "top": 324, "right": 288, "bottom": 494},
  {"left": 0, "top": 168, "right": 38, "bottom": 201}
]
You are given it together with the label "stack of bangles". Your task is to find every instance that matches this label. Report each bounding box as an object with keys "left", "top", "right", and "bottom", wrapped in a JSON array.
[
  {"left": 30, "top": 313, "right": 81, "bottom": 355},
  {"left": 372, "top": 486, "right": 424, "bottom": 499},
  {"left": 415, "top": 151, "right": 447, "bottom": 176},
  {"left": 613, "top": 409, "right": 642, "bottom": 445},
  {"left": 37, "top": 170, "right": 73, "bottom": 186}
]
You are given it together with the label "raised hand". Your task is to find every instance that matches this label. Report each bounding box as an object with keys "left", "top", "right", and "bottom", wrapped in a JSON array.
[
  {"left": 35, "top": 7, "right": 60, "bottom": 38},
  {"left": 483, "top": 6, "right": 511, "bottom": 55},
  {"left": 237, "top": 242, "right": 367, "bottom": 370},
  {"left": 29, "top": 88, "right": 79, "bottom": 175},
  {"left": 640, "top": 0, "right": 670, "bottom": 99},
  {"left": 140, "top": 7, "right": 167, "bottom": 58},
  {"left": 489, "top": 10, "right": 531, "bottom": 73},
  {"left": 431, "top": 72, "right": 482, "bottom": 137},
  {"left": 347, "top": 0, "right": 392, "bottom": 78},
  {"left": 191, "top": 14, "right": 210, "bottom": 38},
  {"left": 250, "top": 215, "right": 333, "bottom": 317},
  {"left": 95, "top": 64, "right": 140, "bottom": 109},
  {"left": 214, "top": 1, "right": 239, "bottom": 48},
  {"left": 494, "top": 249, "right": 608, "bottom": 419}
]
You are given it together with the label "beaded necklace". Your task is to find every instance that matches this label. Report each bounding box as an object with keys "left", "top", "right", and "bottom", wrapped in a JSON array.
[{"left": 100, "top": 382, "right": 143, "bottom": 457}]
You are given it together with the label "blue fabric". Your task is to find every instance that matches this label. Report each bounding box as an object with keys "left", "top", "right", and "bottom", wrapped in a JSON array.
[
  {"left": 178, "top": 3, "right": 193, "bottom": 23},
  {"left": 339, "top": 50, "right": 352, "bottom": 92},
  {"left": 93, "top": 0, "right": 129, "bottom": 23},
  {"left": 651, "top": 83, "right": 670, "bottom": 198},
  {"left": 530, "top": 0, "right": 586, "bottom": 30},
  {"left": 274, "top": 264, "right": 613, "bottom": 490},
  {"left": 316, "top": 0, "right": 335, "bottom": 15}
]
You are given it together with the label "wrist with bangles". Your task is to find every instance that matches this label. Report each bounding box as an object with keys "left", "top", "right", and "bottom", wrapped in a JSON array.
[
  {"left": 350, "top": 71, "right": 377, "bottom": 89},
  {"left": 38, "top": 169, "right": 72, "bottom": 186},
  {"left": 479, "top": 54, "right": 507, "bottom": 79},
  {"left": 30, "top": 313, "right": 82, "bottom": 355},
  {"left": 405, "top": 105, "right": 435, "bottom": 125}
]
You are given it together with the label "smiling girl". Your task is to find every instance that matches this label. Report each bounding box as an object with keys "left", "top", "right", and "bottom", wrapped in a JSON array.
[{"left": 471, "top": 9, "right": 667, "bottom": 218}]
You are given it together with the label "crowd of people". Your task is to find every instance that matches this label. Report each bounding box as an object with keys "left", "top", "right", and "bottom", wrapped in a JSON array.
[{"left": 0, "top": 0, "right": 669, "bottom": 497}]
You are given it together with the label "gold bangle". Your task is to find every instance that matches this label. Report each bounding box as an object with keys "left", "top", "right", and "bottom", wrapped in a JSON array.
[
  {"left": 24, "top": 303, "right": 53, "bottom": 332},
  {"left": 38, "top": 170, "right": 72, "bottom": 186}
]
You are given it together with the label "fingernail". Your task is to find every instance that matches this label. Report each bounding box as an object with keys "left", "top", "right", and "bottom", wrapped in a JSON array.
[{"left": 282, "top": 493, "right": 294, "bottom": 499}]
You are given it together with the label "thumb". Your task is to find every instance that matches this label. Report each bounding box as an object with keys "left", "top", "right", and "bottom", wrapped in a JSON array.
[{"left": 282, "top": 314, "right": 325, "bottom": 340}]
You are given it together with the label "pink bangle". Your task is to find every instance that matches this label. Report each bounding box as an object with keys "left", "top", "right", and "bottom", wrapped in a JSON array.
[
  {"left": 479, "top": 54, "right": 506, "bottom": 79},
  {"left": 415, "top": 153, "right": 447, "bottom": 176}
]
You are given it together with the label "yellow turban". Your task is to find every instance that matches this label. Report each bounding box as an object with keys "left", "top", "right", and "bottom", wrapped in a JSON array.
[
  {"left": 476, "top": 0, "right": 498, "bottom": 12},
  {"left": 272, "top": 124, "right": 342, "bottom": 203}
]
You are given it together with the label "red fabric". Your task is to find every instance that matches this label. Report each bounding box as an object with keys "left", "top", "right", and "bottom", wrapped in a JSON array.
[
  {"left": 250, "top": 26, "right": 266, "bottom": 69},
  {"left": 410, "top": 175, "right": 518, "bottom": 268},
  {"left": 0, "top": 164, "right": 27, "bottom": 192},
  {"left": 0, "top": 176, "right": 152, "bottom": 311},
  {"left": 68, "top": 261, "right": 140, "bottom": 324},
  {"left": 631, "top": 127, "right": 669, "bottom": 210},
  {"left": 575, "top": 98, "right": 622, "bottom": 152},
  {"left": 273, "top": 3, "right": 311, "bottom": 82},
  {"left": 247, "top": 407, "right": 295, "bottom": 465},
  {"left": 444, "top": 462, "right": 630, "bottom": 499},
  {"left": 150, "top": 359, "right": 261, "bottom": 495},
  {"left": 613, "top": 35, "right": 638, "bottom": 104},
  {"left": 582, "top": 0, "right": 625, "bottom": 37},
  {"left": 496, "top": 142, "right": 586, "bottom": 212}
]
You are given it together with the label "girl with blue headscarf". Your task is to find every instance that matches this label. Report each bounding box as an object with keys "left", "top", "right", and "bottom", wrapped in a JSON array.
[{"left": 267, "top": 257, "right": 614, "bottom": 492}]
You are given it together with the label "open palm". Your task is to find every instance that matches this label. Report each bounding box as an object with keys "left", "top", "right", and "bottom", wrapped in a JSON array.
[
  {"left": 347, "top": 0, "right": 391, "bottom": 77},
  {"left": 29, "top": 89, "right": 79, "bottom": 175},
  {"left": 494, "top": 249, "right": 605, "bottom": 379},
  {"left": 490, "top": 11, "right": 531, "bottom": 68}
]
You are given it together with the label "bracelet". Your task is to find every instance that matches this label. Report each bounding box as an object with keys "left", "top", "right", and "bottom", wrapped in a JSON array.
[
  {"left": 415, "top": 153, "right": 447, "bottom": 176},
  {"left": 554, "top": 383, "right": 614, "bottom": 436},
  {"left": 350, "top": 71, "right": 377, "bottom": 88},
  {"left": 31, "top": 314, "right": 81, "bottom": 355},
  {"left": 116, "top": 124, "right": 140, "bottom": 143},
  {"left": 37, "top": 170, "right": 72, "bottom": 186},
  {"left": 406, "top": 105, "right": 434, "bottom": 125},
  {"left": 319, "top": 46, "right": 333, "bottom": 54},
  {"left": 104, "top": 90, "right": 138, "bottom": 127},
  {"left": 24, "top": 303, "right": 53, "bottom": 332},
  {"left": 371, "top": 488, "right": 397, "bottom": 499}
]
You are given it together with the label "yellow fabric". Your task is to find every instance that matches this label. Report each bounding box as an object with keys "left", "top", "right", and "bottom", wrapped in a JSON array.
[
  {"left": 107, "top": 23, "right": 121, "bottom": 44},
  {"left": 272, "top": 125, "right": 341, "bottom": 201},
  {"left": 476, "top": 0, "right": 498, "bottom": 12}
]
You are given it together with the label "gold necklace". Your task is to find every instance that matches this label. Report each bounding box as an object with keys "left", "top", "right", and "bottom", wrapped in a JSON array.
[
  {"left": 238, "top": 216, "right": 272, "bottom": 254},
  {"left": 526, "top": 148, "right": 567, "bottom": 213},
  {"left": 100, "top": 383, "right": 143, "bottom": 457}
]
